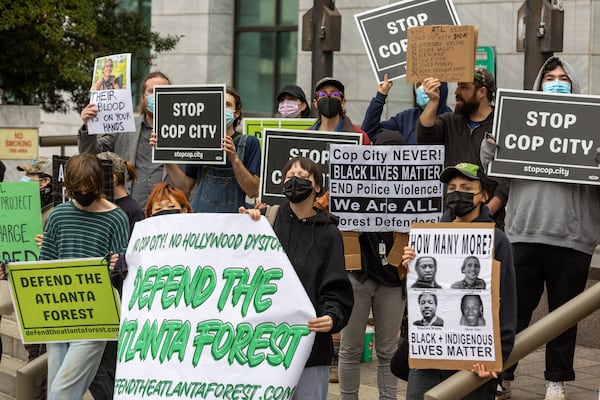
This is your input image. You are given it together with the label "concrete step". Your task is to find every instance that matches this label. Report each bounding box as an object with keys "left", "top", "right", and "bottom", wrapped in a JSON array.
[
  {"left": 0, "top": 355, "right": 26, "bottom": 399},
  {"left": 1, "top": 314, "right": 28, "bottom": 362}
]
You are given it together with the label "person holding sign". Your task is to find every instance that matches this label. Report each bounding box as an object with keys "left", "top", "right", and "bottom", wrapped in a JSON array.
[
  {"left": 482, "top": 56, "right": 600, "bottom": 400},
  {"left": 417, "top": 67, "right": 509, "bottom": 229},
  {"left": 240, "top": 156, "right": 353, "bottom": 400},
  {"left": 413, "top": 293, "right": 443, "bottom": 327},
  {"left": 452, "top": 256, "right": 486, "bottom": 289},
  {"left": 362, "top": 73, "right": 452, "bottom": 144},
  {"left": 93, "top": 58, "right": 121, "bottom": 91},
  {"left": 79, "top": 71, "right": 171, "bottom": 207},
  {"left": 40, "top": 154, "right": 130, "bottom": 400},
  {"left": 162, "top": 86, "right": 261, "bottom": 213},
  {"left": 402, "top": 163, "right": 516, "bottom": 400}
]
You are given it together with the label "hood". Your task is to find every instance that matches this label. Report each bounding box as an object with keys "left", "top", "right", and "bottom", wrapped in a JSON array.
[{"left": 532, "top": 56, "right": 581, "bottom": 93}]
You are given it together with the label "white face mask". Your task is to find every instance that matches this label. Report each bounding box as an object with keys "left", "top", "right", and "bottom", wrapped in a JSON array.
[{"left": 278, "top": 99, "right": 301, "bottom": 118}]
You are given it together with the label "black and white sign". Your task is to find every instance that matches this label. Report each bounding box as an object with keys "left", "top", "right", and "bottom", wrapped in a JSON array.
[
  {"left": 489, "top": 89, "right": 600, "bottom": 185},
  {"left": 329, "top": 144, "right": 444, "bottom": 232},
  {"left": 153, "top": 85, "right": 226, "bottom": 164},
  {"left": 354, "top": 0, "right": 460, "bottom": 82},
  {"left": 260, "top": 129, "right": 362, "bottom": 205}
]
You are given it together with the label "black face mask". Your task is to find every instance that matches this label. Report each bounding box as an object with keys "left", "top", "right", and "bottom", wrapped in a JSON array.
[
  {"left": 317, "top": 97, "right": 342, "bottom": 118},
  {"left": 283, "top": 176, "right": 314, "bottom": 204},
  {"left": 72, "top": 191, "right": 97, "bottom": 207},
  {"left": 152, "top": 208, "right": 182, "bottom": 217},
  {"left": 447, "top": 191, "right": 477, "bottom": 217}
]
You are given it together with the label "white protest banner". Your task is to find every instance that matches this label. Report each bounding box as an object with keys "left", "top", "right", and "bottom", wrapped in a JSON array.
[
  {"left": 87, "top": 53, "right": 136, "bottom": 135},
  {"left": 489, "top": 88, "right": 600, "bottom": 185},
  {"left": 354, "top": 0, "right": 460, "bottom": 82},
  {"left": 115, "top": 213, "right": 315, "bottom": 399},
  {"left": 406, "top": 223, "right": 502, "bottom": 371},
  {"left": 329, "top": 144, "right": 444, "bottom": 232}
]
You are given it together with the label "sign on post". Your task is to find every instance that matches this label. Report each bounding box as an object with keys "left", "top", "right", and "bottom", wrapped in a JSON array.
[
  {"left": 406, "top": 25, "right": 478, "bottom": 83},
  {"left": 260, "top": 129, "right": 363, "bottom": 205},
  {"left": 328, "top": 144, "right": 444, "bottom": 232},
  {"left": 0, "top": 181, "right": 42, "bottom": 261},
  {"left": 406, "top": 223, "right": 502, "bottom": 372},
  {"left": 6, "top": 257, "right": 121, "bottom": 343},
  {"left": 354, "top": 0, "right": 460, "bottom": 82},
  {"left": 488, "top": 89, "right": 600, "bottom": 185},
  {"left": 153, "top": 85, "right": 226, "bottom": 164},
  {"left": 114, "top": 213, "right": 316, "bottom": 399}
]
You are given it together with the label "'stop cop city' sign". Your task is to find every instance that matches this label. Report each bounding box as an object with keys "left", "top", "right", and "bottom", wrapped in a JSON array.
[{"left": 355, "top": 0, "right": 460, "bottom": 82}]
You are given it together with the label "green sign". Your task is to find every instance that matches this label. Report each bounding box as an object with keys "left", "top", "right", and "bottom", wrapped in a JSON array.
[
  {"left": 476, "top": 46, "right": 496, "bottom": 76},
  {"left": 242, "top": 118, "right": 315, "bottom": 144},
  {"left": 7, "top": 257, "right": 121, "bottom": 343},
  {"left": 0, "top": 181, "right": 43, "bottom": 262}
]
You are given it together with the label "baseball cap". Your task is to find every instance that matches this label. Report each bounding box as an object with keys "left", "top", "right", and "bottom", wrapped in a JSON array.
[
  {"left": 314, "top": 77, "right": 345, "bottom": 96},
  {"left": 277, "top": 84, "right": 309, "bottom": 104},
  {"left": 96, "top": 151, "right": 126, "bottom": 174},
  {"left": 440, "top": 162, "right": 496, "bottom": 193},
  {"left": 17, "top": 157, "right": 52, "bottom": 177}
]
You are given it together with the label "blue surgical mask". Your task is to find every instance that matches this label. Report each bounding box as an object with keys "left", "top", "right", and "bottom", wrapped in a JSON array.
[
  {"left": 415, "top": 86, "right": 430, "bottom": 109},
  {"left": 225, "top": 108, "right": 235, "bottom": 127},
  {"left": 21, "top": 176, "right": 32, "bottom": 182},
  {"left": 542, "top": 80, "right": 571, "bottom": 94},
  {"left": 146, "top": 94, "right": 155, "bottom": 114}
]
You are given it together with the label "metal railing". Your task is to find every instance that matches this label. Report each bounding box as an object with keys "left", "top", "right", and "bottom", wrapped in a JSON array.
[{"left": 424, "top": 281, "right": 600, "bottom": 399}]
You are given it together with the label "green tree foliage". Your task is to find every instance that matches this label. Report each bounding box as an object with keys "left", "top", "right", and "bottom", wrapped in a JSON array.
[{"left": 0, "top": 0, "right": 180, "bottom": 112}]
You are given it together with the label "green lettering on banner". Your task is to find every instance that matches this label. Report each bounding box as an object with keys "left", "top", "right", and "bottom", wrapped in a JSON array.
[
  {"left": 0, "top": 182, "right": 42, "bottom": 262},
  {"left": 119, "top": 319, "right": 190, "bottom": 363},
  {"left": 218, "top": 266, "right": 283, "bottom": 317}
]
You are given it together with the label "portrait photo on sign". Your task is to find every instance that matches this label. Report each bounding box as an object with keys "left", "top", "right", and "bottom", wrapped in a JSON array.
[{"left": 91, "top": 54, "right": 130, "bottom": 91}]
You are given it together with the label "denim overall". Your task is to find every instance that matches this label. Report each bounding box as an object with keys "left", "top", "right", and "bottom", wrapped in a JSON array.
[{"left": 191, "top": 134, "right": 248, "bottom": 213}]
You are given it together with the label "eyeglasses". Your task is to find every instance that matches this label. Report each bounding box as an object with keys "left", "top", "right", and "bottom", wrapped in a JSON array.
[{"left": 316, "top": 90, "right": 342, "bottom": 99}]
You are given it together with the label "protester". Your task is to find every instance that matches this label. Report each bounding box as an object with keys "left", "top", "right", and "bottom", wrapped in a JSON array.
[
  {"left": 417, "top": 67, "right": 508, "bottom": 228},
  {"left": 481, "top": 56, "right": 600, "bottom": 400},
  {"left": 338, "top": 132, "right": 407, "bottom": 400},
  {"left": 39, "top": 154, "right": 129, "bottom": 399},
  {"left": 18, "top": 157, "right": 54, "bottom": 224},
  {"left": 276, "top": 84, "right": 312, "bottom": 118},
  {"left": 240, "top": 156, "right": 353, "bottom": 400},
  {"left": 362, "top": 73, "right": 451, "bottom": 144},
  {"left": 451, "top": 256, "right": 486, "bottom": 289},
  {"left": 160, "top": 86, "right": 261, "bottom": 213},
  {"left": 402, "top": 162, "right": 516, "bottom": 400},
  {"left": 413, "top": 293, "right": 443, "bottom": 326},
  {"left": 79, "top": 71, "right": 171, "bottom": 207}
]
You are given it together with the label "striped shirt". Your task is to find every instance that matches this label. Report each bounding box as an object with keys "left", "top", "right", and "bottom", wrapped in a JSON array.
[{"left": 40, "top": 201, "right": 130, "bottom": 260}]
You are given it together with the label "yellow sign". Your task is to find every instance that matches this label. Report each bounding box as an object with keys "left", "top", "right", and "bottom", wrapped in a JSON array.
[
  {"left": 6, "top": 257, "right": 121, "bottom": 343},
  {"left": 0, "top": 128, "right": 38, "bottom": 159}
]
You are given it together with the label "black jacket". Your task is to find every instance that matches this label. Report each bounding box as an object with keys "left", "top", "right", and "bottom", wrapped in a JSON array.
[
  {"left": 273, "top": 202, "right": 354, "bottom": 367},
  {"left": 351, "top": 232, "right": 404, "bottom": 287}
]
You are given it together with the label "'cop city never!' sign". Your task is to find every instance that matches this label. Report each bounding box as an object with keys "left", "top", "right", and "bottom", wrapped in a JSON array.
[
  {"left": 354, "top": 0, "right": 460, "bottom": 82},
  {"left": 488, "top": 89, "right": 600, "bottom": 185}
]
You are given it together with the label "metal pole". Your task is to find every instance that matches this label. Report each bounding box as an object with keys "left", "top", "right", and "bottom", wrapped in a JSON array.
[
  {"left": 424, "top": 282, "right": 600, "bottom": 399},
  {"left": 523, "top": 0, "right": 553, "bottom": 89},
  {"left": 311, "top": 0, "right": 334, "bottom": 94}
]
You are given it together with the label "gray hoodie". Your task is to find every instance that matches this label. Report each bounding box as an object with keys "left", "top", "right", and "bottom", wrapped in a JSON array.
[{"left": 482, "top": 56, "right": 600, "bottom": 254}]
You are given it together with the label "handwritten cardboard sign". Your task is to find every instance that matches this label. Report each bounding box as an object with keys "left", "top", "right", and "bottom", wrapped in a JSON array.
[{"left": 406, "top": 25, "right": 478, "bottom": 83}]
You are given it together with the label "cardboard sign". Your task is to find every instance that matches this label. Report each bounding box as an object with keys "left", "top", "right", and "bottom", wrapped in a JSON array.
[
  {"left": 488, "top": 89, "right": 600, "bottom": 185},
  {"left": 329, "top": 144, "right": 445, "bottom": 232},
  {"left": 406, "top": 223, "right": 502, "bottom": 372},
  {"left": 52, "top": 156, "right": 114, "bottom": 206},
  {"left": 242, "top": 118, "right": 316, "bottom": 143},
  {"left": 406, "top": 25, "right": 478, "bottom": 83},
  {"left": 87, "top": 53, "right": 136, "bottom": 135},
  {"left": 354, "top": 0, "right": 460, "bottom": 82},
  {"left": 260, "top": 129, "right": 362, "bottom": 205},
  {"left": 6, "top": 257, "right": 121, "bottom": 343},
  {"left": 0, "top": 181, "right": 43, "bottom": 261},
  {"left": 114, "top": 213, "right": 315, "bottom": 399},
  {"left": 0, "top": 128, "right": 38, "bottom": 159},
  {"left": 152, "top": 85, "right": 226, "bottom": 164}
]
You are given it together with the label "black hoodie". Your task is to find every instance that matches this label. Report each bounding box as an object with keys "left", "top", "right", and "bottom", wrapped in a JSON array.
[{"left": 273, "top": 202, "right": 354, "bottom": 367}]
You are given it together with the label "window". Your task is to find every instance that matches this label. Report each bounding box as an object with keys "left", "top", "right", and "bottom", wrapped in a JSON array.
[{"left": 234, "top": 0, "right": 299, "bottom": 116}]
